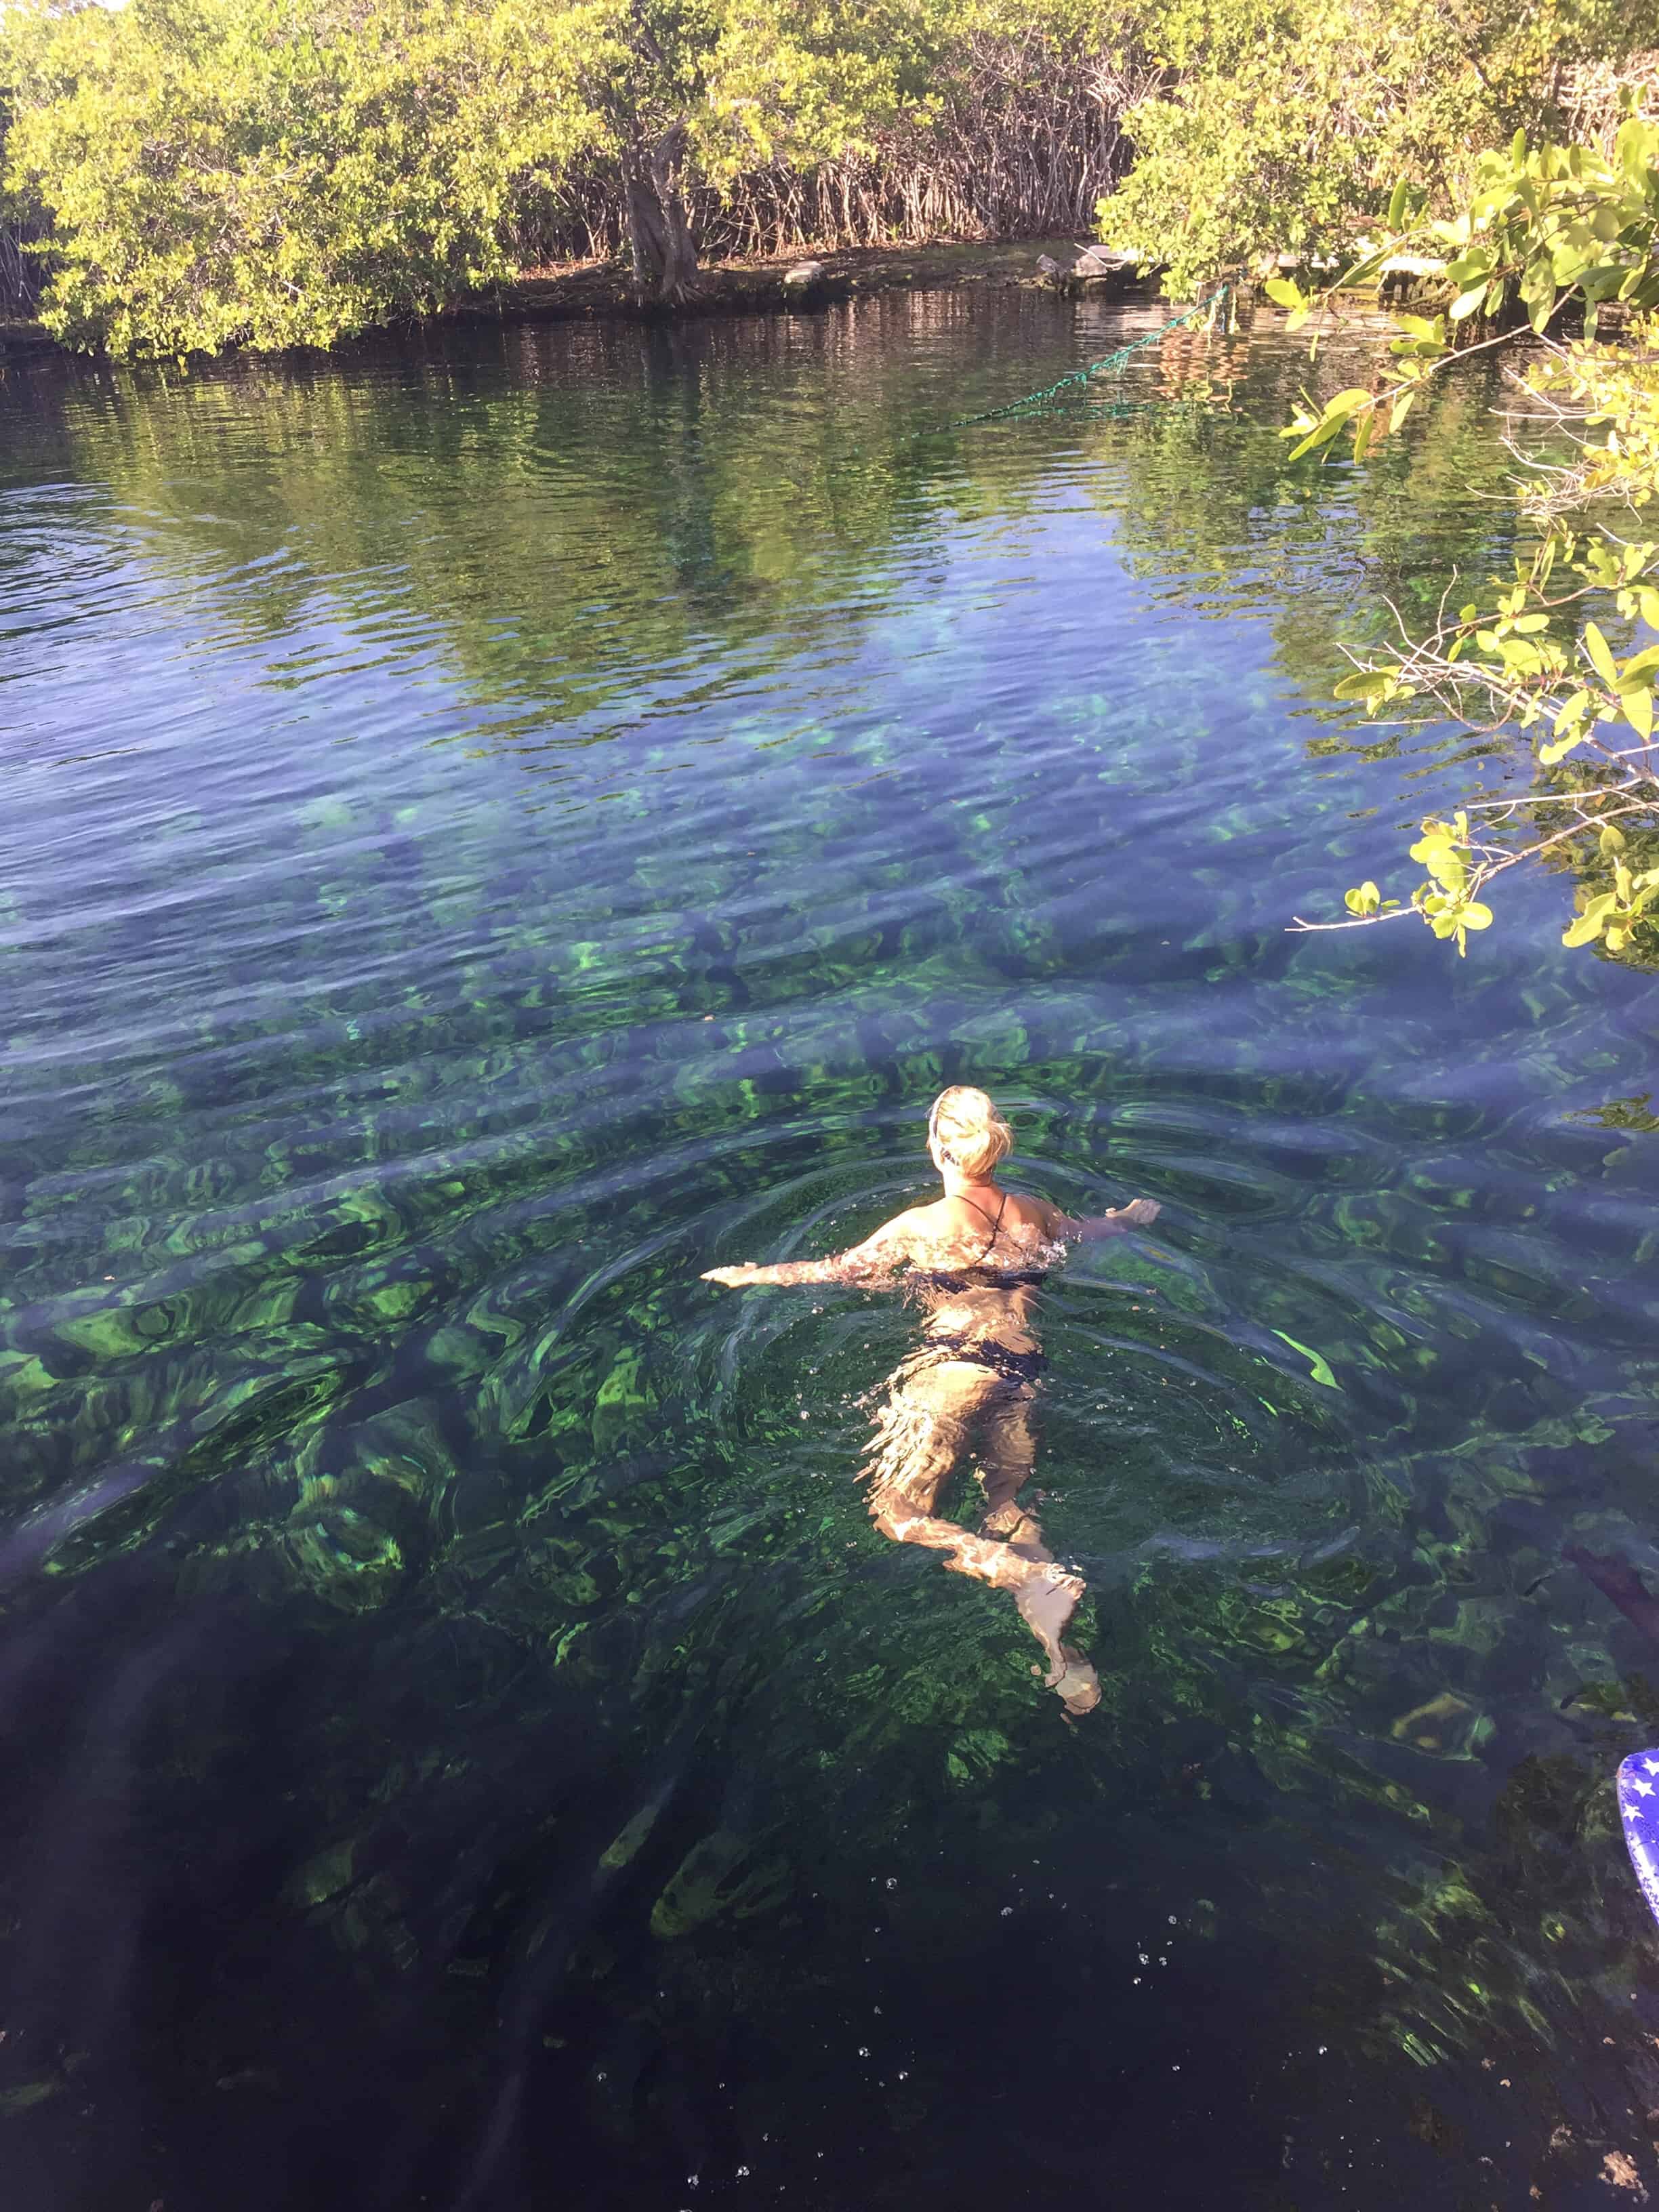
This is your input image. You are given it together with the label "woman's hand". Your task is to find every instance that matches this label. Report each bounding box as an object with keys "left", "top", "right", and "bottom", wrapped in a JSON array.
[
  {"left": 1069, "top": 1197, "right": 1162, "bottom": 1240},
  {"left": 701, "top": 1264, "right": 760, "bottom": 1287}
]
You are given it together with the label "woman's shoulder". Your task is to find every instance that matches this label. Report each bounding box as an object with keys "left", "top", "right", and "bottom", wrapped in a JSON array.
[
  {"left": 894, "top": 1195, "right": 954, "bottom": 1232},
  {"left": 1002, "top": 1191, "right": 1066, "bottom": 1240}
]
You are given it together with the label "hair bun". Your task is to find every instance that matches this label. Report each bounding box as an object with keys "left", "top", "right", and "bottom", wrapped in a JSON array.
[{"left": 927, "top": 1086, "right": 1014, "bottom": 1180}]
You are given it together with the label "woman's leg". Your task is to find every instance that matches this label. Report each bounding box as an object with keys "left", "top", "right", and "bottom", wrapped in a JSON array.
[
  {"left": 977, "top": 1388, "right": 1044, "bottom": 1553},
  {"left": 979, "top": 1388, "right": 1101, "bottom": 1716},
  {"left": 863, "top": 1360, "right": 1047, "bottom": 1591}
]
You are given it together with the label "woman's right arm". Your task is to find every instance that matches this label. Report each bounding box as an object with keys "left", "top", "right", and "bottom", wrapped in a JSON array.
[
  {"left": 702, "top": 1208, "right": 920, "bottom": 1291},
  {"left": 703, "top": 1257, "right": 867, "bottom": 1288}
]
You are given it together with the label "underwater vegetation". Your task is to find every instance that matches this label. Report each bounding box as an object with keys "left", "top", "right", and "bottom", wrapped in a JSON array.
[{"left": 3, "top": 297, "right": 1659, "bottom": 2207}]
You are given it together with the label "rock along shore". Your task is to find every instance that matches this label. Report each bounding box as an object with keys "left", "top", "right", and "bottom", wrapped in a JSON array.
[{"left": 446, "top": 237, "right": 1142, "bottom": 328}]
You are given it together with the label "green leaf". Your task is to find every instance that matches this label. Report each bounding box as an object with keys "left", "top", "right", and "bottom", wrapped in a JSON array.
[
  {"left": 1322, "top": 388, "right": 1376, "bottom": 419},
  {"left": 1563, "top": 890, "right": 1618, "bottom": 946},
  {"left": 1387, "top": 178, "right": 1410, "bottom": 230},
  {"left": 1332, "top": 670, "right": 1391, "bottom": 702},
  {"left": 1338, "top": 250, "right": 1389, "bottom": 291},
  {"left": 1287, "top": 413, "right": 1352, "bottom": 463},
  {"left": 1600, "top": 822, "right": 1627, "bottom": 855},
  {"left": 1622, "top": 684, "right": 1655, "bottom": 741},
  {"left": 1264, "top": 278, "right": 1305, "bottom": 310},
  {"left": 1585, "top": 622, "right": 1618, "bottom": 685},
  {"left": 1408, "top": 830, "right": 1467, "bottom": 891},
  {"left": 1538, "top": 731, "right": 1584, "bottom": 766}
]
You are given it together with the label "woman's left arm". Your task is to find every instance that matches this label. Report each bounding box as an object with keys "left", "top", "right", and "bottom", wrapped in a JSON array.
[{"left": 1052, "top": 1197, "right": 1160, "bottom": 1242}]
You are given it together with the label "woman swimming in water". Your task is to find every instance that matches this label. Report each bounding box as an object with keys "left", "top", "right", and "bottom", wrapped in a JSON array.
[{"left": 703, "top": 1086, "right": 1159, "bottom": 1716}]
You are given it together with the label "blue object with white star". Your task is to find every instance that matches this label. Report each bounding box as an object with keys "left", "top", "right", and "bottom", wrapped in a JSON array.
[{"left": 1618, "top": 1752, "right": 1659, "bottom": 1924}]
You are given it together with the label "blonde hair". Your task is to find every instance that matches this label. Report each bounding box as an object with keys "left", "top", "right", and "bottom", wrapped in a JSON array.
[{"left": 927, "top": 1086, "right": 1014, "bottom": 1181}]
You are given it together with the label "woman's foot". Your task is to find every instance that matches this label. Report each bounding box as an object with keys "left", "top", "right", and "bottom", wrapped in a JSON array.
[
  {"left": 1014, "top": 1560, "right": 1082, "bottom": 1664},
  {"left": 1045, "top": 1643, "right": 1101, "bottom": 1717},
  {"left": 1014, "top": 1565, "right": 1100, "bottom": 1715}
]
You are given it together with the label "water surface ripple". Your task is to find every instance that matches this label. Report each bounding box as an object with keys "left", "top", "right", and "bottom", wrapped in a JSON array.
[{"left": 3, "top": 294, "right": 1659, "bottom": 2210}]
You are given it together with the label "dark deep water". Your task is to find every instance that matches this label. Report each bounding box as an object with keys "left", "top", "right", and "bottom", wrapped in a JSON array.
[{"left": 5, "top": 291, "right": 1659, "bottom": 2210}]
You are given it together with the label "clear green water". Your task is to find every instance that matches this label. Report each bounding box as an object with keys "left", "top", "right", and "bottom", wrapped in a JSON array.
[{"left": 5, "top": 295, "right": 1659, "bottom": 2208}]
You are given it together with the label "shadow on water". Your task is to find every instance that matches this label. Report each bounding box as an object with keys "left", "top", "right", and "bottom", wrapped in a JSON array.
[{"left": 5, "top": 291, "right": 1659, "bottom": 2207}]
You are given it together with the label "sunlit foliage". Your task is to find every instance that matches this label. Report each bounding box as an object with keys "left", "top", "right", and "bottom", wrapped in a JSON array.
[
  {"left": 1265, "top": 108, "right": 1659, "bottom": 960},
  {"left": 1097, "top": 0, "right": 1652, "bottom": 300},
  {"left": 1, "top": 0, "right": 613, "bottom": 354},
  {"left": 0, "top": 0, "right": 1067, "bottom": 350}
]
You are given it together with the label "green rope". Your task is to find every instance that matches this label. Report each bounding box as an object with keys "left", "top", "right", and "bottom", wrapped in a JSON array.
[
  {"left": 930, "top": 280, "right": 1233, "bottom": 435},
  {"left": 825, "top": 280, "right": 1233, "bottom": 473}
]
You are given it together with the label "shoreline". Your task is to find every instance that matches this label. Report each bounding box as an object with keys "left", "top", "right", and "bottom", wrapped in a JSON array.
[
  {"left": 453, "top": 236, "right": 1141, "bottom": 325},
  {"left": 0, "top": 237, "right": 1146, "bottom": 363}
]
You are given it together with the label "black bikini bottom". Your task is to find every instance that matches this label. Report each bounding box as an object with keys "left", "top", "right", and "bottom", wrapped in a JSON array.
[
  {"left": 916, "top": 1267, "right": 1048, "bottom": 1292},
  {"left": 926, "top": 1334, "right": 1047, "bottom": 1387}
]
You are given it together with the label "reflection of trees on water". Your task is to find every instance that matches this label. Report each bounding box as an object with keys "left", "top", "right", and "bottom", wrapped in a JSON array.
[
  {"left": 1155, "top": 320, "right": 1252, "bottom": 406},
  {"left": 8, "top": 296, "right": 1525, "bottom": 762}
]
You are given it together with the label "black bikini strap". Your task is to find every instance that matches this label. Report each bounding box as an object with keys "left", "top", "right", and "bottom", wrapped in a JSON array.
[{"left": 956, "top": 1187, "right": 1008, "bottom": 1265}]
